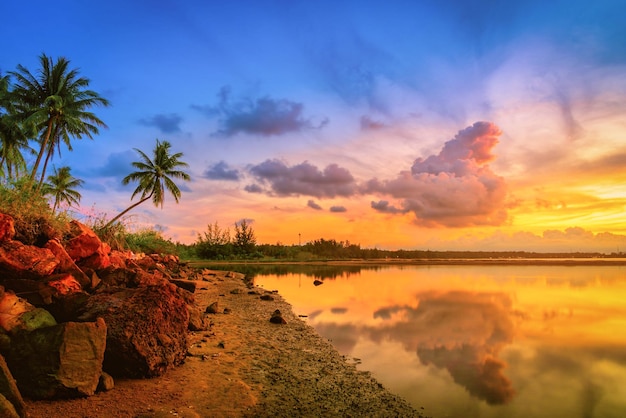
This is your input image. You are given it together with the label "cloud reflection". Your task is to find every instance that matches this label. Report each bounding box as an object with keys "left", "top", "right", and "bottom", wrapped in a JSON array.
[{"left": 369, "top": 291, "right": 516, "bottom": 404}]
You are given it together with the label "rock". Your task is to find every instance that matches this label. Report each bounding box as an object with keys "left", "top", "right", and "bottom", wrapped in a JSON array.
[
  {"left": 188, "top": 307, "right": 210, "bottom": 331},
  {"left": 5, "top": 318, "right": 107, "bottom": 399},
  {"left": 205, "top": 302, "right": 219, "bottom": 314},
  {"left": 170, "top": 279, "right": 196, "bottom": 293},
  {"left": 97, "top": 371, "right": 114, "bottom": 392},
  {"left": 313, "top": 279, "right": 323, "bottom": 286},
  {"left": 0, "top": 393, "right": 19, "bottom": 418},
  {"left": 270, "top": 309, "right": 286, "bottom": 324},
  {"left": 260, "top": 294, "right": 274, "bottom": 301},
  {"left": 76, "top": 244, "right": 111, "bottom": 271},
  {"left": 44, "top": 239, "right": 90, "bottom": 288},
  {"left": 0, "top": 288, "right": 56, "bottom": 334},
  {"left": 0, "top": 241, "right": 59, "bottom": 280},
  {"left": 107, "top": 250, "right": 127, "bottom": 269},
  {"left": 0, "top": 215, "right": 15, "bottom": 243},
  {"left": 0, "top": 354, "right": 26, "bottom": 418},
  {"left": 77, "top": 283, "right": 189, "bottom": 378},
  {"left": 96, "top": 266, "right": 166, "bottom": 288},
  {"left": 44, "top": 273, "right": 82, "bottom": 296},
  {"left": 64, "top": 221, "right": 103, "bottom": 260}
]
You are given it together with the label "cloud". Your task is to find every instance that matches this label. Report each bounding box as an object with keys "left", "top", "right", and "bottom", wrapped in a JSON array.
[
  {"left": 244, "top": 184, "right": 263, "bottom": 193},
  {"left": 193, "top": 86, "right": 328, "bottom": 137},
  {"left": 138, "top": 113, "right": 183, "bottom": 134},
  {"left": 329, "top": 205, "right": 347, "bottom": 213},
  {"left": 248, "top": 159, "right": 357, "bottom": 198},
  {"left": 368, "top": 291, "right": 516, "bottom": 405},
  {"left": 360, "top": 115, "right": 387, "bottom": 131},
  {"left": 203, "top": 161, "right": 240, "bottom": 181},
  {"left": 91, "top": 150, "right": 136, "bottom": 177},
  {"left": 307, "top": 200, "right": 323, "bottom": 210},
  {"left": 365, "top": 122, "right": 508, "bottom": 227}
]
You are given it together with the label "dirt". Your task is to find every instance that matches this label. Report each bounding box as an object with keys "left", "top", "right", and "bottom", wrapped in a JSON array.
[{"left": 24, "top": 271, "right": 425, "bottom": 418}]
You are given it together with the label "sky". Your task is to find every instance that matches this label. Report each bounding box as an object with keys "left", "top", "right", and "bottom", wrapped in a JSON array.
[{"left": 1, "top": 0, "right": 625, "bottom": 252}]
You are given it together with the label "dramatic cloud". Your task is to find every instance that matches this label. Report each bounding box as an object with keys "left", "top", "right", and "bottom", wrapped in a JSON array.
[
  {"left": 329, "top": 205, "right": 347, "bottom": 213},
  {"left": 193, "top": 86, "right": 328, "bottom": 137},
  {"left": 307, "top": 200, "right": 323, "bottom": 210},
  {"left": 365, "top": 122, "right": 508, "bottom": 227},
  {"left": 138, "top": 113, "right": 183, "bottom": 133},
  {"left": 368, "top": 291, "right": 516, "bottom": 405},
  {"left": 203, "top": 161, "right": 240, "bottom": 181},
  {"left": 248, "top": 159, "right": 357, "bottom": 198},
  {"left": 244, "top": 184, "right": 263, "bottom": 193},
  {"left": 91, "top": 150, "right": 136, "bottom": 177}
]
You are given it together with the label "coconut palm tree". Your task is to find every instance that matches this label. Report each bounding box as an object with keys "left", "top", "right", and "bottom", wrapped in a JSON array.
[
  {"left": 43, "top": 166, "right": 84, "bottom": 211},
  {"left": 9, "top": 53, "right": 109, "bottom": 187},
  {"left": 0, "top": 73, "right": 32, "bottom": 179},
  {"left": 104, "top": 139, "right": 191, "bottom": 228}
]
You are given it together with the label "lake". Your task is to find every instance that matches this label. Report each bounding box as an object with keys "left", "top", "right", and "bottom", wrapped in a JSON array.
[{"left": 238, "top": 263, "right": 626, "bottom": 418}]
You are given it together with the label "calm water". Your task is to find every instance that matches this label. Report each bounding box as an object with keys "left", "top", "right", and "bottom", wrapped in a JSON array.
[{"left": 249, "top": 264, "right": 626, "bottom": 418}]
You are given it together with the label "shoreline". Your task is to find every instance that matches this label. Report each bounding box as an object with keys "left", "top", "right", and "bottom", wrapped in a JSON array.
[{"left": 25, "top": 270, "right": 426, "bottom": 417}]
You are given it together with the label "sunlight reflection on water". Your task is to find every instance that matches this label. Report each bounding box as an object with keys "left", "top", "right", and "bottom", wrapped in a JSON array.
[{"left": 254, "top": 264, "right": 626, "bottom": 418}]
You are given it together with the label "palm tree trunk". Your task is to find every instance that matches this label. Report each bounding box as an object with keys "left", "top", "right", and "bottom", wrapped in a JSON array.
[
  {"left": 103, "top": 194, "right": 153, "bottom": 229},
  {"left": 30, "top": 118, "right": 54, "bottom": 181}
]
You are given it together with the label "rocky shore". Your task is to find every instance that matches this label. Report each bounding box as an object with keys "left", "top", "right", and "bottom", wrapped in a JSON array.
[
  {"left": 0, "top": 213, "right": 425, "bottom": 417},
  {"left": 24, "top": 269, "right": 425, "bottom": 417}
]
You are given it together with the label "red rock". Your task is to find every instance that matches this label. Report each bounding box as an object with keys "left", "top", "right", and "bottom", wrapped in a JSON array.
[
  {"left": 0, "top": 215, "right": 15, "bottom": 243},
  {"left": 64, "top": 221, "right": 103, "bottom": 260},
  {"left": 0, "top": 241, "right": 59, "bottom": 279},
  {"left": 77, "top": 283, "right": 188, "bottom": 378},
  {"left": 44, "top": 239, "right": 90, "bottom": 288},
  {"left": 45, "top": 274, "right": 82, "bottom": 296}
]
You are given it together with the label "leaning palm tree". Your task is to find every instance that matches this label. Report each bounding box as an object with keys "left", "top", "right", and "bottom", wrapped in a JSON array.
[
  {"left": 9, "top": 53, "right": 109, "bottom": 187},
  {"left": 104, "top": 139, "right": 191, "bottom": 228},
  {"left": 43, "top": 166, "right": 84, "bottom": 211}
]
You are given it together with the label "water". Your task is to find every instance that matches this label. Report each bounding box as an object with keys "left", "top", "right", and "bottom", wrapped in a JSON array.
[{"left": 246, "top": 264, "right": 626, "bottom": 418}]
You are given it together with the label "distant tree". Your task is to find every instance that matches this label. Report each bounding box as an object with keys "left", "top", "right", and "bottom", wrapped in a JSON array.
[
  {"left": 9, "top": 53, "right": 109, "bottom": 188},
  {"left": 104, "top": 139, "right": 190, "bottom": 228},
  {"left": 233, "top": 219, "right": 256, "bottom": 256},
  {"left": 43, "top": 165, "right": 84, "bottom": 211},
  {"left": 196, "top": 221, "right": 233, "bottom": 259}
]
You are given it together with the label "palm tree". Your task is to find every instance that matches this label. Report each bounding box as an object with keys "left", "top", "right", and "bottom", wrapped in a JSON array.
[
  {"left": 104, "top": 139, "right": 191, "bottom": 228},
  {"left": 9, "top": 53, "right": 109, "bottom": 187},
  {"left": 0, "top": 73, "right": 32, "bottom": 179},
  {"left": 43, "top": 166, "right": 84, "bottom": 211}
]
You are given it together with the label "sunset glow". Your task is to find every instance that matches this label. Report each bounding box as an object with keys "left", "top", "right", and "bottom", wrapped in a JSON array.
[{"left": 2, "top": 1, "right": 625, "bottom": 252}]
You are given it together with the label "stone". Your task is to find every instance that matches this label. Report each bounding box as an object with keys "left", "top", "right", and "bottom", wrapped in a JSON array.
[
  {"left": 64, "top": 221, "right": 103, "bottom": 260},
  {"left": 170, "top": 279, "right": 196, "bottom": 293},
  {"left": 0, "top": 354, "right": 26, "bottom": 418},
  {"left": 0, "top": 215, "right": 15, "bottom": 243},
  {"left": 0, "top": 393, "right": 19, "bottom": 418},
  {"left": 77, "top": 283, "right": 189, "bottom": 378},
  {"left": 205, "top": 302, "right": 219, "bottom": 314},
  {"left": 43, "top": 239, "right": 90, "bottom": 288},
  {"left": 44, "top": 273, "right": 82, "bottom": 296},
  {"left": 5, "top": 318, "right": 107, "bottom": 399},
  {"left": 0, "top": 289, "right": 56, "bottom": 334},
  {"left": 313, "top": 280, "right": 323, "bottom": 286},
  {"left": 260, "top": 294, "right": 274, "bottom": 301},
  {"left": 270, "top": 309, "right": 286, "bottom": 324},
  {"left": 0, "top": 241, "right": 59, "bottom": 280},
  {"left": 188, "top": 307, "right": 209, "bottom": 331},
  {"left": 97, "top": 371, "right": 115, "bottom": 392}
]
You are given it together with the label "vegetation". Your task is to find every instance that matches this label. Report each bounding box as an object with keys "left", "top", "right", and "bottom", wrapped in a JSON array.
[
  {"left": 104, "top": 139, "right": 190, "bottom": 228},
  {"left": 43, "top": 166, "right": 84, "bottom": 211}
]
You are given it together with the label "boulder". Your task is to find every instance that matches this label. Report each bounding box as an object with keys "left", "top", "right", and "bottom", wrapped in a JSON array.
[
  {"left": 0, "top": 241, "right": 59, "bottom": 280},
  {"left": 64, "top": 221, "right": 102, "bottom": 260},
  {"left": 44, "top": 239, "right": 91, "bottom": 288},
  {"left": 5, "top": 318, "right": 107, "bottom": 399},
  {"left": 0, "top": 288, "right": 56, "bottom": 334},
  {"left": 0, "top": 215, "right": 15, "bottom": 243},
  {"left": 77, "top": 283, "right": 189, "bottom": 378},
  {"left": 0, "top": 354, "right": 25, "bottom": 418}
]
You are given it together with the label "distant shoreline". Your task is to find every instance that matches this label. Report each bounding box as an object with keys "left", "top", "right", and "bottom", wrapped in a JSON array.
[{"left": 190, "top": 257, "right": 626, "bottom": 267}]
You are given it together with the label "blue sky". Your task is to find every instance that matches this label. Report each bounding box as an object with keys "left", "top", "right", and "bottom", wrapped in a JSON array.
[{"left": 1, "top": 0, "right": 625, "bottom": 251}]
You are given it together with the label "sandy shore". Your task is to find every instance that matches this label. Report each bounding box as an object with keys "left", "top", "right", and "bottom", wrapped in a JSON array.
[{"left": 25, "top": 271, "right": 425, "bottom": 417}]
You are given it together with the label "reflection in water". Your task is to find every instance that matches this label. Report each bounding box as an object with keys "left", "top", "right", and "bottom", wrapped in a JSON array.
[
  {"left": 200, "top": 263, "right": 373, "bottom": 280},
  {"left": 247, "top": 265, "right": 626, "bottom": 417},
  {"left": 370, "top": 291, "right": 516, "bottom": 404}
]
